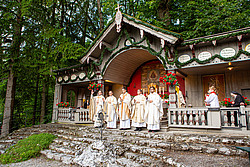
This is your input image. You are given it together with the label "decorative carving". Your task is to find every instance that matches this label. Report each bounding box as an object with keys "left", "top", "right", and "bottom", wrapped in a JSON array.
[
  {"left": 99, "top": 41, "right": 102, "bottom": 49},
  {"left": 161, "top": 39, "right": 165, "bottom": 48},
  {"left": 212, "top": 40, "right": 216, "bottom": 46},
  {"left": 115, "top": 4, "right": 123, "bottom": 33},
  {"left": 237, "top": 35, "right": 242, "bottom": 41},
  {"left": 140, "top": 29, "right": 144, "bottom": 38}
]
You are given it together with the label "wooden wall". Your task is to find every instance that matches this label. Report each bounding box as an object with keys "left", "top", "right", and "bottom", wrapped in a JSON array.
[
  {"left": 185, "top": 74, "right": 203, "bottom": 107},
  {"left": 225, "top": 70, "right": 250, "bottom": 97},
  {"left": 185, "top": 69, "right": 250, "bottom": 107}
]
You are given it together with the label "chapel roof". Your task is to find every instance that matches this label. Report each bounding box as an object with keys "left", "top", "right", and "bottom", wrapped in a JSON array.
[{"left": 80, "top": 14, "right": 181, "bottom": 64}]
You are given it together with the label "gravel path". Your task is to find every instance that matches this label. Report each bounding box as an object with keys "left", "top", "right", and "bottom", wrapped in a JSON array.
[
  {"left": 1, "top": 152, "right": 248, "bottom": 167},
  {"left": 0, "top": 155, "right": 79, "bottom": 167},
  {"left": 165, "top": 150, "right": 249, "bottom": 167}
]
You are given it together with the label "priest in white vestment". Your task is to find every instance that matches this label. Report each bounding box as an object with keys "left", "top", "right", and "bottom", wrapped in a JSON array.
[
  {"left": 93, "top": 90, "right": 105, "bottom": 128},
  {"left": 145, "top": 86, "right": 163, "bottom": 132},
  {"left": 105, "top": 90, "right": 118, "bottom": 129},
  {"left": 131, "top": 89, "right": 146, "bottom": 131},
  {"left": 118, "top": 87, "right": 131, "bottom": 130}
]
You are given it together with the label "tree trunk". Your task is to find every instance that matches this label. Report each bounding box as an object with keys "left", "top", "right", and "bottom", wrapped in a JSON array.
[
  {"left": 97, "top": 0, "right": 103, "bottom": 31},
  {"left": 1, "top": 0, "right": 22, "bottom": 137},
  {"left": 1, "top": 66, "right": 16, "bottom": 137},
  {"left": 32, "top": 73, "right": 39, "bottom": 125},
  {"left": 158, "top": 0, "right": 171, "bottom": 25},
  {"left": 40, "top": 80, "right": 46, "bottom": 124}
]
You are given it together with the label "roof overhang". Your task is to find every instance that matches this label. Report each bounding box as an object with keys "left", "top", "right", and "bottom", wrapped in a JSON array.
[{"left": 80, "top": 14, "right": 181, "bottom": 64}]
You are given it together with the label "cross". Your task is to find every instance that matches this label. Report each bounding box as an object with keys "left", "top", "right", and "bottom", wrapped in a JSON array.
[{"left": 115, "top": 3, "right": 122, "bottom": 12}]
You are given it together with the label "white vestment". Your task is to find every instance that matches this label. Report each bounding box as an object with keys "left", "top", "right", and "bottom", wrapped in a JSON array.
[
  {"left": 131, "top": 94, "right": 146, "bottom": 127},
  {"left": 205, "top": 92, "right": 219, "bottom": 108},
  {"left": 118, "top": 92, "right": 131, "bottom": 129},
  {"left": 105, "top": 95, "right": 117, "bottom": 128},
  {"left": 145, "top": 92, "right": 163, "bottom": 130},
  {"left": 94, "top": 95, "right": 105, "bottom": 127}
]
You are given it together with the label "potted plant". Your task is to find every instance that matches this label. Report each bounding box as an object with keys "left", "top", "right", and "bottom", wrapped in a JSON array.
[
  {"left": 243, "top": 96, "right": 250, "bottom": 106},
  {"left": 56, "top": 102, "right": 70, "bottom": 108},
  {"left": 220, "top": 98, "right": 232, "bottom": 107},
  {"left": 88, "top": 82, "right": 103, "bottom": 91},
  {"left": 159, "top": 72, "right": 179, "bottom": 86}
]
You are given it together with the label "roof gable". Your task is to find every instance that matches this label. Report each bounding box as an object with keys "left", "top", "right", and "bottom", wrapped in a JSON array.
[{"left": 80, "top": 14, "right": 180, "bottom": 64}]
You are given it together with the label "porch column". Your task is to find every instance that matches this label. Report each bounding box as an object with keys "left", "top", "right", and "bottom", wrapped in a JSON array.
[
  {"left": 52, "top": 83, "right": 62, "bottom": 123},
  {"left": 240, "top": 105, "right": 247, "bottom": 131},
  {"left": 168, "top": 70, "right": 176, "bottom": 108},
  {"left": 96, "top": 70, "right": 105, "bottom": 93}
]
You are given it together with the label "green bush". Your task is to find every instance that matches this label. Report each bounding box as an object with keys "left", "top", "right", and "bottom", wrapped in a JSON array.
[{"left": 0, "top": 133, "right": 57, "bottom": 164}]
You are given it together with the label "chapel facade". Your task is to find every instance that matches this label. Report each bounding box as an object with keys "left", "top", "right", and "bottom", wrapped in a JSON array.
[{"left": 52, "top": 13, "right": 250, "bottom": 130}]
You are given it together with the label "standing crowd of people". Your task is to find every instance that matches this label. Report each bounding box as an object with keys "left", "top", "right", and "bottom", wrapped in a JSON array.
[{"left": 89, "top": 87, "right": 163, "bottom": 132}]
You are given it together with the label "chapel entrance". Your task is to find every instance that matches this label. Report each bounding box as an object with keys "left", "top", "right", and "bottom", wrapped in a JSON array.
[{"left": 102, "top": 48, "right": 185, "bottom": 99}]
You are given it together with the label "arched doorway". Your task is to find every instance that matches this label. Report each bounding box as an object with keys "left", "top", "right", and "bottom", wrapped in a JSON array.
[{"left": 102, "top": 49, "right": 163, "bottom": 97}]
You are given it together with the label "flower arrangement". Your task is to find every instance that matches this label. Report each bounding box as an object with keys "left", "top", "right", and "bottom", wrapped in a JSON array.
[
  {"left": 56, "top": 102, "right": 70, "bottom": 107},
  {"left": 243, "top": 96, "right": 250, "bottom": 105},
  {"left": 159, "top": 72, "right": 179, "bottom": 86},
  {"left": 220, "top": 98, "right": 232, "bottom": 107},
  {"left": 159, "top": 93, "right": 169, "bottom": 99},
  {"left": 88, "top": 82, "right": 103, "bottom": 91}
]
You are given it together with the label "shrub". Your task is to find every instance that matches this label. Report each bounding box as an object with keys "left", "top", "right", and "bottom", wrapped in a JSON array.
[{"left": 0, "top": 133, "right": 56, "bottom": 164}]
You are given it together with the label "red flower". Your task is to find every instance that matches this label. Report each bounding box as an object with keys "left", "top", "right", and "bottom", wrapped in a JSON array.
[
  {"left": 173, "top": 80, "right": 176, "bottom": 84},
  {"left": 61, "top": 102, "right": 63, "bottom": 103},
  {"left": 164, "top": 79, "right": 167, "bottom": 82},
  {"left": 163, "top": 76, "right": 166, "bottom": 78},
  {"left": 169, "top": 77, "right": 172, "bottom": 80},
  {"left": 225, "top": 102, "right": 228, "bottom": 104},
  {"left": 244, "top": 97, "right": 247, "bottom": 99},
  {"left": 167, "top": 73, "right": 170, "bottom": 76},
  {"left": 172, "top": 73, "right": 176, "bottom": 76}
]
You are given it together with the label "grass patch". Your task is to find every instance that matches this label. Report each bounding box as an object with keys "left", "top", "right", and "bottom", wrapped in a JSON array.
[{"left": 0, "top": 133, "right": 57, "bottom": 164}]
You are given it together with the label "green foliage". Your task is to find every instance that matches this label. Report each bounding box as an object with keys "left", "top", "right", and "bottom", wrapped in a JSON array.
[
  {"left": 0, "top": 0, "right": 249, "bottom": 133},
  {"left": 0, "top": 133, "right": 56, "bottom": 164}
]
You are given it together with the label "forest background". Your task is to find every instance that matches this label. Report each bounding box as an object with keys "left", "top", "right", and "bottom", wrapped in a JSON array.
[{"left": 0, "top": 0, "right": 249, "bottom": 134}]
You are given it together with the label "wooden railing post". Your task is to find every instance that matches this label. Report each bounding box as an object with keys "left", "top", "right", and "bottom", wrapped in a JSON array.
[
  {"left": 195, "top": 110, "right": 199, "bottom": 126},
  {"left": 178, "top": 110, "right": 182, "bottom": 125},
  {"left": 223, "top": 110, "right": 228, "bottom": 127},
  {"left": 189, "top": 110, "right": 193, "bottom": 125},
  {"left": 184, "top": 110, "right": 188, "bottom": 125},
  {"left": 173, "top": 110, "right": 177, "bottom": 125},
  {"left": 201, "top": 110, "right": 206, "bottom": 126},
  {"left": 231, "top": 111, "right": 235, "bottom": 127}
]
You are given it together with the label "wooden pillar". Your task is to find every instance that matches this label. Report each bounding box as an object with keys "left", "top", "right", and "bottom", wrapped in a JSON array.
[{"left": 52, "top": 83, "right": 62, "bottom": 123}]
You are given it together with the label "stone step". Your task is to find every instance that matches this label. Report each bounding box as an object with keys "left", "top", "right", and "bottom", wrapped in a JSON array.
[
  {"left": 54, "top": 127, "right": 249, "bottom": 157},
  {"left": 57, "top": 126, "right": 250, "bottom": 148},
  {"left": 40, "top": 149, "right": 75, "bottom": 165}
]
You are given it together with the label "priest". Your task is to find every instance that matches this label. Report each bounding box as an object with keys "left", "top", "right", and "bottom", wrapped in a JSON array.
[
  {"left": 118, "top": 87, "right": 131, "bottom": 130},
  {"left": 131, "top": 89, "right": 146, "bottom": 131},
  {"left": 105, "top": 90, "right": 118, "bottom": 129},
  {"left": 93, "top": 90, "right": 105, "bottom": 128},
  {"left": 144, "top": 86, "right": 163, "bottom": 132}
]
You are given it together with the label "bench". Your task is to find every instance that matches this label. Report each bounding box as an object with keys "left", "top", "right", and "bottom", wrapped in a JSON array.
[{"left": 235, "top": 146, "right": 250, "bottom": 163}]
